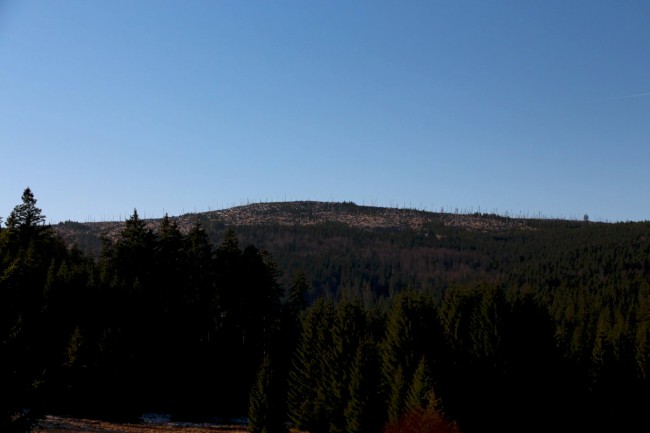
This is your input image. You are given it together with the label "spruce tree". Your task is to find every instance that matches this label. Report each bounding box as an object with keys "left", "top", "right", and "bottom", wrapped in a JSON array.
[
  {"left": 113, "top": 209, "right": 156, "bottom": 292},
  {"left": 344, "top": 338, "right": 381, "bottom": 433},
  {"left": 287, "top": 271, "right": 309, "bottom": 315},
  {"left": 248, "top": 354, "right": 288, "bottom": 433},
  {"left": 0, "top": 188, "right": 67, "bottom": 432},
  {"left": 381, "top": 290, "right": 438, "bottom": 424},
  {"left": 325, "top": 301, "right": 369, "bottom": 433},
  {"left": 5, "top": 187, "right": 46, "bottom": 231},
  {"left": 184, "top": 221, "right": 215, "bottom": 339},
  {"left": 215, "top": 228, "right": 242, "bottom": 330},
  {"left": 405, "top": 357, "right": 435, "bottom": 412},
  {"left": 287, "top": 299, "right": 335, "bottom": 433}
]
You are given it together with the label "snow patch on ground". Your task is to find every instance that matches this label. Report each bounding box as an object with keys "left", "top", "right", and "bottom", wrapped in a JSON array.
[
  {"left": 139, "top": 412, "right": 248, "bottom": 428},
  {"left": 140, "top": 412, "right": 172, "bottom": 424}
]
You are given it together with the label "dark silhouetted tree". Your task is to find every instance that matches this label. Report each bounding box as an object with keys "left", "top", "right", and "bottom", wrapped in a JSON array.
[
  {"left": 287, "top": 271, "right": 309, "bottom": 315},
  {"left": 5, "top": 187, "right": 47, "bottom": 238},
  {"left": 249, "top": 353, "right": 288, "bottom": 433},
  {"left": 0, "top": 188, "right": 68, "bottom": 432},
  {"left": 381, "top": 290, "right": 439, "bottom": 424},
  {"left": 344, "top": 338, "right": 382, "bottom": 433}
]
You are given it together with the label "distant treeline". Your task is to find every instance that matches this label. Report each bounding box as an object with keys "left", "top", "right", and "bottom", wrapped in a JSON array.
[{"left": 2, "top": 188, "right": 650, "bottom": 433}]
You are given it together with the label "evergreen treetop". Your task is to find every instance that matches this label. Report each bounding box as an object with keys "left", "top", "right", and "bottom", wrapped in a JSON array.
[{"left": 6, "top": 188, "right": 46, "bottom": 229}]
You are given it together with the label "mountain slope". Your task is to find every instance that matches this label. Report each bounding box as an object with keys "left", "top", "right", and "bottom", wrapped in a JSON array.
[
  {"left": 54, "top": 200, "right": 533, "bottom": 248},
  {"left": 52, "top": 201, "right": 649, "bottom": 301}
]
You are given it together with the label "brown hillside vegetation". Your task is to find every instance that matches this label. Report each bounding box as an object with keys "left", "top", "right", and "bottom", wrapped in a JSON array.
[{"left": 54, "top": 200, "right": 533, "bottom": 248}]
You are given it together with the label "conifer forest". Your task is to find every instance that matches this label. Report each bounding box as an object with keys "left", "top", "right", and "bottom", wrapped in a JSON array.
[{"left": 2, "top": 188, "right": 650, "bottom": 433}]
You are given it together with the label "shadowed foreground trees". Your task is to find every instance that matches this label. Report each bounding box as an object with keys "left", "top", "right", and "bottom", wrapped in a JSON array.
[
  {"left": 1, "top": 188, "right": 76, "bottom": 432},
  {"left": 1, "top": 190, "right": 285, "bottom": 426},
  {"left": 81, "top": 219, "right": 284, "bottom": 419},
  {"left": 281, "top": 286, "right": 650, "bottom": 433},
  {"left": 3, "top": 188, "right": 650, "bottom": 433}
]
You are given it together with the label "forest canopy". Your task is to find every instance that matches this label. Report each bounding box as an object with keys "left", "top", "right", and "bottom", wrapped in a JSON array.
[{"left": 2, "top": 188, "right": 650, "bottom": 433}]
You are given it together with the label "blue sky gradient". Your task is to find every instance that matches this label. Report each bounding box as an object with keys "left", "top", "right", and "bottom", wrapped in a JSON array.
[{"left": 1, "top": 1, "right": 649, "bottom": 223}]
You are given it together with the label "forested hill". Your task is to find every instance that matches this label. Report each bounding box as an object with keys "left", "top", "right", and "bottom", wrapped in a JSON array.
[
  {"left": 54, "top": 200, "right": 533, "bottom": 247},
  {"left": 5, "top": 191, "right": 650, "bottom": 433},
  {"left": 53, "top": 200, "right": 649, "bottom": 302}
]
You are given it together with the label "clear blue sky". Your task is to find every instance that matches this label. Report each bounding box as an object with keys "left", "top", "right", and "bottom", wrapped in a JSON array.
[{"left": 1, "top": 1, "right": 649, "bottom": 224}]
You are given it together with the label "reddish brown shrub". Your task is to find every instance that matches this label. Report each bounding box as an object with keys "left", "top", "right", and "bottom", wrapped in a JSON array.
[{"left": 381, "top": 408, "right": 461, "bottom": 433}]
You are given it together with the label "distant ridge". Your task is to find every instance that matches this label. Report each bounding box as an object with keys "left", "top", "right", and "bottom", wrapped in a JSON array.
[
  {"left": 53, "top": 200, "right": 535, "bottom": 248},
  {"left": 49, "top": 199, "right": 638, "bottom": 302}
]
